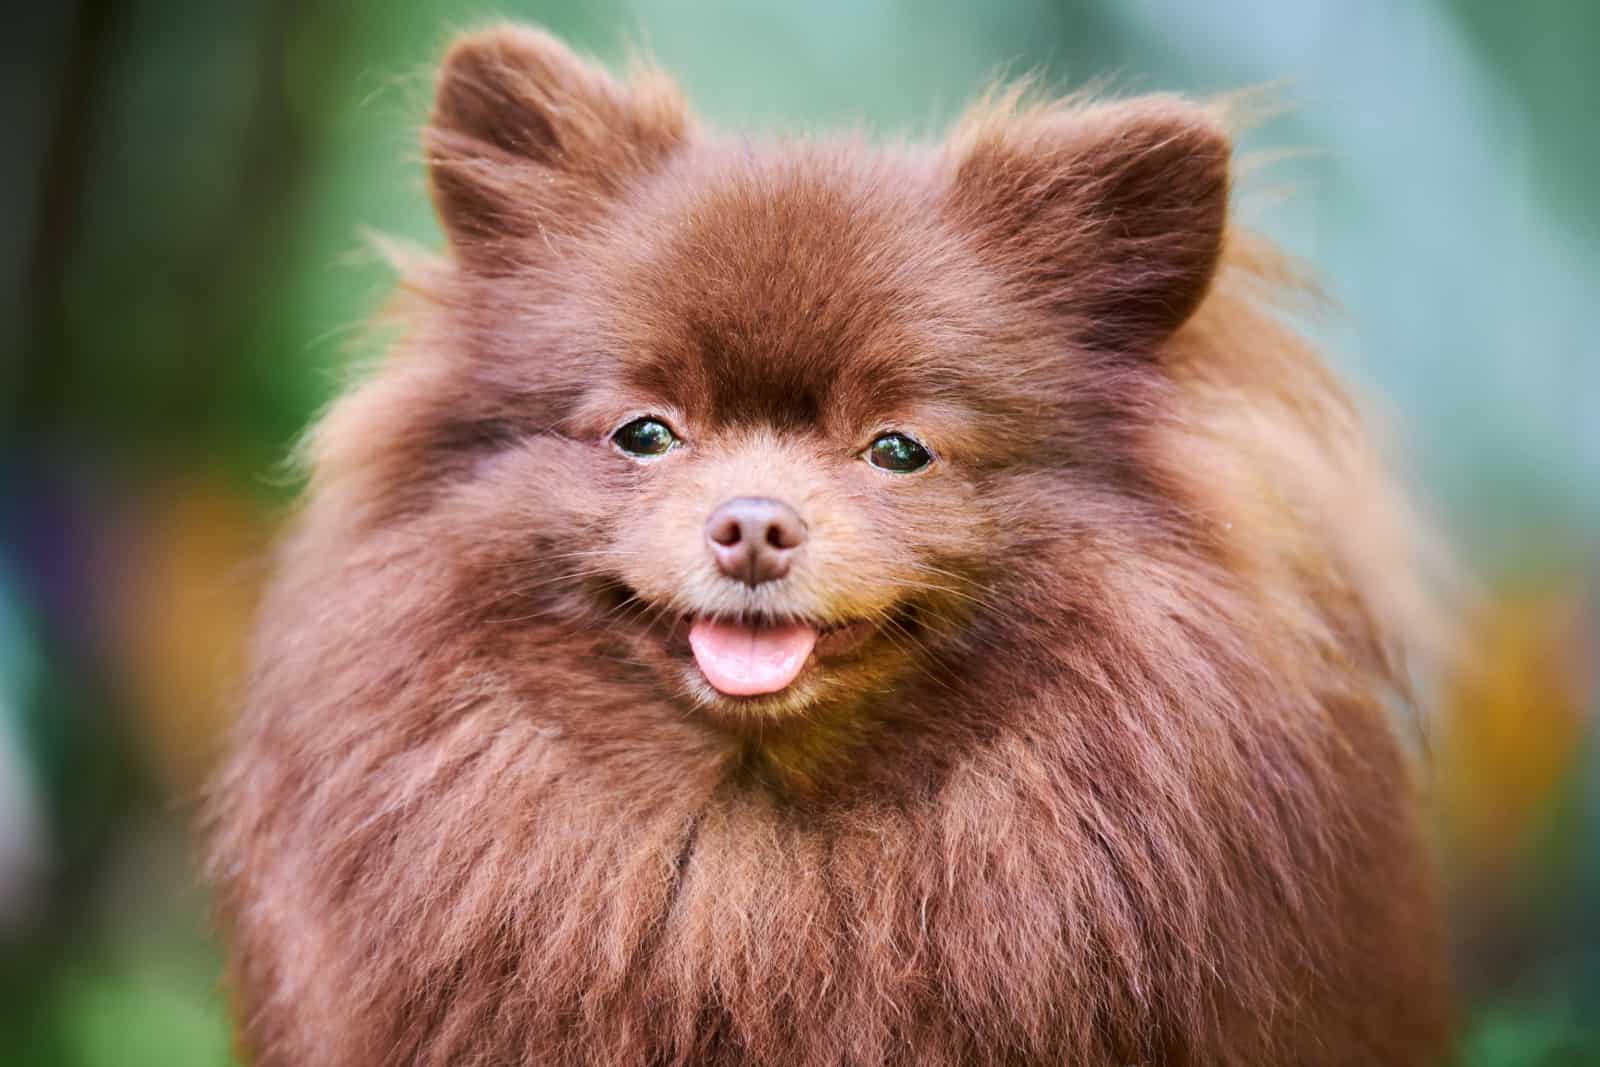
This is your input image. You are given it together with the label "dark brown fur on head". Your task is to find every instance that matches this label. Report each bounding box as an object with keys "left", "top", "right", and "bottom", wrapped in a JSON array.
[{"left": 209, "top": 23, "right": 1453, "bottom": 1066}]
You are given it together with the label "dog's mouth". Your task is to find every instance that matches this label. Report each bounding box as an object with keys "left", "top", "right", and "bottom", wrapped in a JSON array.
[
  {"left": 589, "top": 579, "right": 910, "bottom": 704},
  {"left": 685, "top": 615, "right": 876, "bottom": 696}
]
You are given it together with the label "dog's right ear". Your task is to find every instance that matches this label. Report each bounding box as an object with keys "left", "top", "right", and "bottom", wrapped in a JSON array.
[{"left": 426, "top": 25, "right": 689, "bottom": 267}]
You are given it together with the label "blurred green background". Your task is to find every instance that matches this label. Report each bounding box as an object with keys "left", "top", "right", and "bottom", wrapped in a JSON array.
[{"left": 1, "top": 1, "right": 1594, "bottom": 1064}]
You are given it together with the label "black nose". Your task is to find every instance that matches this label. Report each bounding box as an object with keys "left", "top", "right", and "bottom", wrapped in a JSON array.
[{"left": 704, "top": 496, "right": 806, "bottom": 586}]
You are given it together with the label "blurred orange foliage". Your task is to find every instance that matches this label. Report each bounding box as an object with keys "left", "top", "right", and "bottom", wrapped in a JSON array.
[
  {"left": 1436, "top": 571, "right": 1594, "bottom": 876},
  {"left": 107, "top": 479, "right": 275, "bottom": 799}
]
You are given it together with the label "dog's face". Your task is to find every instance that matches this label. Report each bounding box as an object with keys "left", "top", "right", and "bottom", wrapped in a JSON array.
[
  {"left": 548, "top": 154, "right": 1037, "bottom": 722},
  {"left": 349, "top": 27, "right": 1228, "bottom": 727}
]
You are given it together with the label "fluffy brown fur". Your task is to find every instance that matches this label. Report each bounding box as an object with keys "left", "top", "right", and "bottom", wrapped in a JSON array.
[{"left": 208, "top": 24, "right": 1453, "bottom": 1066}]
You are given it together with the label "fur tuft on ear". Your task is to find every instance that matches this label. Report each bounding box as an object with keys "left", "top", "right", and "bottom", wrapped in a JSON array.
[
  {"left": 426, "top": 25, "right": 690, "bottom": 264},
  {"left": 946, "top": 93, "right": 1231, "bottom": 353}
]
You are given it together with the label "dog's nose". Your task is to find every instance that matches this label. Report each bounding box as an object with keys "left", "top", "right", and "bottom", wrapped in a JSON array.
[{"left": 704, "top": 496, "right": 806, "bottom": 586}]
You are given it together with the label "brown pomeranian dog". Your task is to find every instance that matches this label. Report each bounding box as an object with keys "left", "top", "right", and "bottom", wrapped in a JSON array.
[{"left": 208, "top": 23, "right": 1454, "bottom": 1067}]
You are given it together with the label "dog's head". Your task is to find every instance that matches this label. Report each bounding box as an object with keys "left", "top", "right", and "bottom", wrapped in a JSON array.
[{"left": 319, "top": 26, "right": 1229, "bottom": 727}]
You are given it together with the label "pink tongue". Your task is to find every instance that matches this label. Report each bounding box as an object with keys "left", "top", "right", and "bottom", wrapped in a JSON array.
[{"left": 688, "top": 618, "right": 818, "bottom": 696}]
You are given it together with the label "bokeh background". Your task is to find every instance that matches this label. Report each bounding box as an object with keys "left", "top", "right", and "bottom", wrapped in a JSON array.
[{"left": 2, "top": 1, "right": 1595, "bottom": 1063}]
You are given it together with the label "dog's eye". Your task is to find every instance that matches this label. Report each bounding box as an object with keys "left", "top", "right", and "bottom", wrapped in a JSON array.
[
  {"left": 864, "top": 432, "right": 933, "bottom": 473},
  {"left": 613, "top": 417, "right": 678, "bottom": 458}
]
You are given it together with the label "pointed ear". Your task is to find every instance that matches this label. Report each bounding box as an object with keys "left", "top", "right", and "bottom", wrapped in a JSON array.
[
  {"left": 425, "top": 25, "right": 689, "bottom": 265},
  {"left": 946, "top": 96, "right": 1231, "bottom": 352}
]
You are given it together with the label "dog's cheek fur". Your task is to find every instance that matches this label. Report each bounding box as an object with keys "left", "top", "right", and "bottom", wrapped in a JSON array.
[{"left": 207, "top": 26, "right": 1454, "bottom": 1067}]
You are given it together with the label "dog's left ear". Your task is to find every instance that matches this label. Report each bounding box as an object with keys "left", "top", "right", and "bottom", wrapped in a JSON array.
[
  {"left": 426, "top": 25, "right": 690, "bottom": 267},
  {"left": 946, "top": 96, "right": 1230, "bottom": 353}
]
